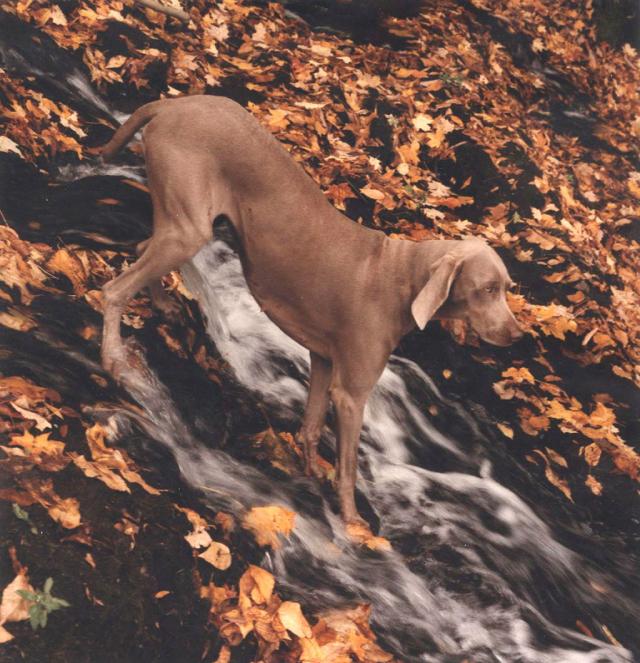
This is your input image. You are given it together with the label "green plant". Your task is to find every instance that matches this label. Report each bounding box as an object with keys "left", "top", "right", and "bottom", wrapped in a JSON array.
[
  {"left": 17, "top": 578, "right": 70, "bottom": 629},
  {"left": 12, "top": 503, "right": 38, "bottom": 535}
]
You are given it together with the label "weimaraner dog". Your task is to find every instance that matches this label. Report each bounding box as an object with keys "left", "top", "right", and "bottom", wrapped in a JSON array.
[{"left": 101, "top": 95, "right": 523, "bottom": 524}]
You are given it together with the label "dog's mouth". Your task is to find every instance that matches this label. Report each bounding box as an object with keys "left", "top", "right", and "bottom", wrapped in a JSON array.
[{"left": 470, "top": 324, "right": 515, "bottom": 347}]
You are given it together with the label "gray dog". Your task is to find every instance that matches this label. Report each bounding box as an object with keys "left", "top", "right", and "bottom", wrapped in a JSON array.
[{"left": 101, "top": 95, "right": 522, "bottom": 524}]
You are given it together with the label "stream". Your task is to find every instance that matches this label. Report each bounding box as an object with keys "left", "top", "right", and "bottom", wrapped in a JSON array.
[{"left": 103, "top": 233, "right": 634, "bottom": 663}]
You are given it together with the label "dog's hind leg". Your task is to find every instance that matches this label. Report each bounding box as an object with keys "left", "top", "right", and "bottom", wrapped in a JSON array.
[
  {"left": 135, "top": 239, "right": 182, "bottom": 320},
  {"left": 102, "top": 228, "right": 207, "bottom": 379},
  {"left": 297, "top": 352, "right": 332, "bottom": 478}
]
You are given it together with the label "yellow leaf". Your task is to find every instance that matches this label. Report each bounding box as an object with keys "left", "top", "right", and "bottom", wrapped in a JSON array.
[
  {"left": 0, "top": 308, "right": 36, "bottom": 331},
  {"left": 213, "top": 645, "right": 232, "bottom": 663},
  {"left": 73, "top": 455, "right": 130, "bottom": 492},
  {"left": 585, "top": 475, "right": 602, "bottom": 496},
  {"left": 0, "top": 136, "right": 23, "bottom": 156},
  {"left": 497, "top": 423, "right": 514, "bottom": 439},
  {"left": 277, "top": 601, "right": 312, "bottom": 638},
  {"left": 199, "top": 542, "right": 232, "bottom": 570},
  {"left": 310, "top": 43, "right": 332, "bottom": 57},
  {"left": 412, "top": 114, "right": 433, "bottom": 131},
  {"left": 545, "top": 447, "right": 568, "bottom": 468},
  {"left": 360, "top": 187, "right": 385, "bottom": 201},
  {"left": 345, "top": 521, "right": 391, "bottom": 551},
  {"left": 266, "top": 108, "right": 289, "bottom": 130},
  {"left": 239, "top": 565, "right": 275, "bottom": 605},
  {"left": 47, "top": 248, "right": 87, "bottom": 296},
  {"left": 185, "top": 529, "right": 212, "bottom": 549},
  {"left": 0, "top": 572, "right": 33, "bottom": 642},
  {"left": 242, "top": 505, "right": 295, "bottom": 548},
  {"left": 10, "top": 430, "right": 63, "bottom": 457},
  {"left": 49, "top": 5, "right": 67, "bottom": 25},
  {"left": 10, "top": 402, "right": 51, "bottom": 431},
  {"left": 583, "top": 443, "right": 602, "bottom": 467},
  {"left": 501, "top": 366, "right": 535, "bottom": 384},
  {"left": 627, "top": 174, "right": 640, "bottom": 199},
  {"left": 48, "top": 496, "right": 82, "bottom": 529}
]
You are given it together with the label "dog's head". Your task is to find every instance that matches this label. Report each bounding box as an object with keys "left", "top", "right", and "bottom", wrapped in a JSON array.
[{"left": 411, "top": 239, "right": 523, "bottom": 346}]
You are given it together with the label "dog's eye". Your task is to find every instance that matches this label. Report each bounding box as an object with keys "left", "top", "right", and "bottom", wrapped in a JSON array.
[{"left": 484, "top": 285, "right": 498, "bottom": 294}]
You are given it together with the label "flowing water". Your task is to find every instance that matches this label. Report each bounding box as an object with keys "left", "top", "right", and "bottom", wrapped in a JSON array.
[{"left": 102, "top": 238, "right": 634, "bottom": 663}]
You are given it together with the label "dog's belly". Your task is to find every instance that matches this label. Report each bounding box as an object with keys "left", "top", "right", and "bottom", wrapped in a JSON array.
[{"left": 251, "top": 288, "right": 332, "bottom": 359}]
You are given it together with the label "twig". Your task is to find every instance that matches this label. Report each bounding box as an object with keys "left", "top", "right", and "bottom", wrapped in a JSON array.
[{"left": 134, "top": 0, "right": 190, "bottom": 22}]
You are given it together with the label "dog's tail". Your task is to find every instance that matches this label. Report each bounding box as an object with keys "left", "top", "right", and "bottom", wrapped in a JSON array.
[{"left": 101, "top": 100, "right": 164, "bottom": 162}]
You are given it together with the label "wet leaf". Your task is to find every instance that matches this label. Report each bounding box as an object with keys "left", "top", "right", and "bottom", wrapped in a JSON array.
[
  {"left": 242, "top": 505, "right": 295, "bottom": 549},
  {"left": 199, "top": 542, "right": 232, "bottom": 570},
  {"left": 277, "top": 601, "right": 312, "bottom": 638}
]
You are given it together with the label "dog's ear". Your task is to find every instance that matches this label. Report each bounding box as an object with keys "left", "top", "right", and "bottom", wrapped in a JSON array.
[{"left": 411, "top": 253, "right": 463, "bottom": 330}]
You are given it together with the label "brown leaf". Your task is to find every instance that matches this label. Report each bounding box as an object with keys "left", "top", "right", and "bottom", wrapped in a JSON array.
[
  {"left": 47, "top": 248, "right": 88, "bottom": 296},
  {"left": 199, "top": 542, "right": 232, "bottom": 570}
]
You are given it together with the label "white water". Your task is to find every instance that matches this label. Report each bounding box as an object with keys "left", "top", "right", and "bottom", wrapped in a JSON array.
[{"left": 105, "top": 239, "right": 632, "bottom": 662}]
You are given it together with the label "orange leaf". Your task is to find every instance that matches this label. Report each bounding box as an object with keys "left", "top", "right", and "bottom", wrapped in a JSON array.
[
  {"left": 242, "top": 505, "right": 296, "bottom": 548},
  {"left": 277, "top": 601, "right": 312, "bottom": 638},
  {"left": 199, "top": 542, "right": 232, "bottom": 570}
]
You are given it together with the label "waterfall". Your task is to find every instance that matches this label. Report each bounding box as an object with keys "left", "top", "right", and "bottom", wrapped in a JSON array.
[{"left": 103, "top": 238, "right": 632, "bottom": 662}]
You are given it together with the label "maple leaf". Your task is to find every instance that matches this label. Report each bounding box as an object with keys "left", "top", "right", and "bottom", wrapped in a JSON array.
[
  {"left": 242, "top": 505, "right": 296, "bottom": 548},
  {"left": 9, "top": 430, "right": 64, "bottom": 459}
]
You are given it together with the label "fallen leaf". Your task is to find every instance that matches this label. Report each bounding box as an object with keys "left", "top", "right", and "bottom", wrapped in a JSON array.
[
  {"left": 0, "top": 136, "right": 23, "bottom": 156},
  {"left": 360, "top": 187, "right": 386, "bottom": 201},
  {"left": 0, "top": 572, "right": 33, "bottom": 642},
  {"left": 345, "top": 521, "right": 391, "bottom": 551},
  {"left": 239, "top": 565, "right": 275, "bottom": 605},
  {"left": 10, "top": 402, "right": 51, "bottom": 431},
  {"left": 199, "top": 542, "right": 232, "bottom": 570},
  {"left": 277, "top": 601, "right": 312, "bottom": 638},
  {"left": 585, "top": 475, "right": 603, "bottom": 496},
  {"left": 242, "top": 505, "right": 296, "bottom": 548}
]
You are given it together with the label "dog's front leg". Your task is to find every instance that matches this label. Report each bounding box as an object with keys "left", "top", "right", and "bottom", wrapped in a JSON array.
[
  {"left": 330, "top": 343, "right": 390, "bottom": 524},
  {"left": 331, "top": 383, "right": 369, "bottom": 524},
  {"left": 297, "top": 352, "right": 332, "bottom": 478}
]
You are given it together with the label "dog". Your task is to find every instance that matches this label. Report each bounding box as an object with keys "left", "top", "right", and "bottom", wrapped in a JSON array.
[{"left": 100, "top": 95, "right": 523, "bottom": 524}]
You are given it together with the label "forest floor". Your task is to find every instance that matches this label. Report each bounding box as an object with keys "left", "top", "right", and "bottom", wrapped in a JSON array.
[{"left": 0, "top": 0, "right": 639, "bottom": 661}]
